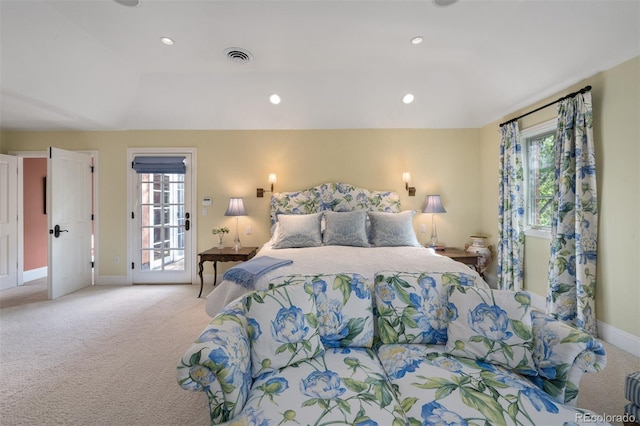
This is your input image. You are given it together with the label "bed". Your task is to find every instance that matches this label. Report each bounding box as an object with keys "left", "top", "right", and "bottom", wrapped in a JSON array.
[{"left": 205, "top": 182, "right": 488, "bottom": 317}]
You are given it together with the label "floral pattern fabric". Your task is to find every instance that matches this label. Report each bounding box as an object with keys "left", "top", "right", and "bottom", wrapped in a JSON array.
[
  {"left": 246, "top": 284, "right": 325, "bottom": 378},
  {"left": 378, "top": 344, "right": 608, "bottom": 426},
  {"left": 229, "top": 348, "right": 407, "bottom": 426},
  {"left": 177, "top": 298, "right": 251, "bottom": 423},
  {"left": 547, "top": 91, "right": 599, "bottom": 336},
  {"left": 529, "top": 310, "right": 606, "bottom": 405},
  {"left": 178, "top": 274, "right": 607, "bottom": 425},
  {"left": 374, "top": 271, "right": 477, "bottom": 344},
  {"left": 267, "top": 273, "right": 375, "bottom": 348},
  {"left": 497, "top": 121, "right": 525, "bottom": 291},
  {"left": 270, "top": 182, "right": 401, "bottom": 227},
  {"left": 444, "top": 286, "right": 537, "bottom": 377}
]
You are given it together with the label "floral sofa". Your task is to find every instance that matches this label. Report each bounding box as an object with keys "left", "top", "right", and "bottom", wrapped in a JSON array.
[{"left": 177, "top": 272, "right": 608, "bottom": 425}]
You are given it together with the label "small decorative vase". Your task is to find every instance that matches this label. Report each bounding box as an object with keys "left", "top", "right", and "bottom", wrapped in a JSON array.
[
  {"left": 217, "top": 234, "right": 224, "bottom": 249},
  {"left": 466, "top": 235, "right": 492, "bottom": 275}
]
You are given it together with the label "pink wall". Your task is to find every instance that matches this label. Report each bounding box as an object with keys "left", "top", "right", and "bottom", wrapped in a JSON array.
[{"left": 24, "top": 158, "right": 47, "bottom": 271}]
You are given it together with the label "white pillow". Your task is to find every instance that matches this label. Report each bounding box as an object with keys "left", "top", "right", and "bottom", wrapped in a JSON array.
[
  {"left": 273, "top": 213, "right": 323, "bottom": 249},
  {"left": 368, "top": 210, "right": 420, "bottom": 247},
  {"left": 445, "top": 286, "right": 537, "bottom": 377}
]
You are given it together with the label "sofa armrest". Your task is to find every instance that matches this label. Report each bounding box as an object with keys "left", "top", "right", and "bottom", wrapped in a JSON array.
[
  {"left": 530, "top": 310, "right": 607, "bottom": 406},
  {"left": 177, "top": 301, "right": 251, "bottom": 424}
]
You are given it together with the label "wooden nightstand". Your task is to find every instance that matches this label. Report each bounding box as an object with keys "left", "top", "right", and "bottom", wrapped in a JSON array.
[
  {"left": 438, "top": 247, "right": 482, "bottom": 277},
  {"left": 197, "top": 246, "right": 258, "bottom": 298}
]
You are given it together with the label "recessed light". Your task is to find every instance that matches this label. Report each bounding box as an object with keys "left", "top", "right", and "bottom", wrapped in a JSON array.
[
  {"left": 433, "top": 0, "right": 458, "bottom": 7},
  {"left": 269, "top": 94, "right": 281, "bottom": 105},
  {"left": 402, "top": 93, "right": 415, "bottom": 104},
  {"left": 160, "top": 37, "right": 174, "bottom": 45},
  {"left": 113, "top": 0, "right": 140, "bottom": 6},
  {"left": 411, "top": 36, "right": 424, "bottom": 45}
]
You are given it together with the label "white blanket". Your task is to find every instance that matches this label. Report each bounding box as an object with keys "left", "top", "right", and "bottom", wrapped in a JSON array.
[{"left": 205, "top": 243, "right": 489, "bottom": 317}]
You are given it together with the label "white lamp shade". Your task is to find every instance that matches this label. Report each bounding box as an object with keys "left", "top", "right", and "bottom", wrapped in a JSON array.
[
  {"left": 422, "top": 195, "right": 446, "bottom": 214},
  {"left": 224, "top": 197, "right": 247, "bottom": 216}
]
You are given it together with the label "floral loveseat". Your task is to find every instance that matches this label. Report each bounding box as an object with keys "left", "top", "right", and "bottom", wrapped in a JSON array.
[{"left": 177, "top": 272, "right": 608, "bottom": 425}]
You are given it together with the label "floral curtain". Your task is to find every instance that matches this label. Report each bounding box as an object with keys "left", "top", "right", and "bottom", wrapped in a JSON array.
[
  {"left": 497, "top": 121, "right": 525, "bottom": 291},
  {"left": 546, "top": 91, "right": 598, "bottom": 336}
]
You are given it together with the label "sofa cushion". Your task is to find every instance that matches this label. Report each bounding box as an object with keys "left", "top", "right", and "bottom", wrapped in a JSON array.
[
  {"left": 268, "top": 273, "right": 375, "bottom": 348},
  {"left": 374, "top": 272, "right": 474, "bottom": 345},
  {"left": 378, "top": 344, "right": 606, "bottom": 426},
  {"left": 232, "top": 348, "right": 407, "bottom": 426},
  {"left": 246, "top": 283, "right": 324, "bottom": 378},
  {"left": 444, "top": 286, "right": 537, "bottom": 377}
]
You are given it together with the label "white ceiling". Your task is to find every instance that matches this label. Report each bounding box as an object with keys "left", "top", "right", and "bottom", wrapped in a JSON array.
[{"left": 1, "top": 0, "right": 638, "bottom": 131}]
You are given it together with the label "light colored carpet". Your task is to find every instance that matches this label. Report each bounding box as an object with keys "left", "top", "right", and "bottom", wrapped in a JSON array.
[{"left": 1, "top": 280, "right": 638, "bottom": 425}]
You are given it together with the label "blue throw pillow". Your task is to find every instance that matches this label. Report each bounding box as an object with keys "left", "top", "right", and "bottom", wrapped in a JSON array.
[
  {"left": 368, "top": 210, "right": 420, "bottom": 247},
  {"left": 273, "top": 213, "right": 323, "bottom": 249},
  {"left": 323, "top": 211, "right": 369, "bottom": 247}
]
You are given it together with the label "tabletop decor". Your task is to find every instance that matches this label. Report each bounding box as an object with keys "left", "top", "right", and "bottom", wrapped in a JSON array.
[{"left": 212, "top": 227, "right": 229, "bottom": 249}]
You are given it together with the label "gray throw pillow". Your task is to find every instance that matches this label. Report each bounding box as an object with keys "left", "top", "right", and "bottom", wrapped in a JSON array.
[
  {"left": 322, "top": 211, "right": 370, "bottom": 247},
  {"left": 368, "top": 210, "right": 420, "bottom": 247},
  {"left": 273, "top": 213, "right": 323, "bottom": 249}
]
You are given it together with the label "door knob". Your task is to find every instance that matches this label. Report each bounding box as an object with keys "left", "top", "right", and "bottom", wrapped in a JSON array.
[
  {"left": 49, "top": 224, "right": 69, "bottom": 238},
  {"left": 185, "top": 212, "right": 190, "bottom": 231}
]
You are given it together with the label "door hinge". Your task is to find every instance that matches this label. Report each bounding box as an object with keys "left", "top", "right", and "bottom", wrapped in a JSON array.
[
  {"left": 131, "top": 262, "right": 135, "bottom": 270},
  {"left": 91, "top": 214, "right": 94, "bottom": 221},
  {"left": 91, "top": 261, "right": 95, "bottom": 268},
  {"left": 131, "top": 211, "right": 135, "bottom": 219},
  {"left": 90, "top": 166, "right": 94, "bottom": 173}
]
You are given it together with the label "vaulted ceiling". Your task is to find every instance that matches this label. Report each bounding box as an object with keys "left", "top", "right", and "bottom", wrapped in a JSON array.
[{"left": 1, "top": 0, "right": 638, "bottom": 131}]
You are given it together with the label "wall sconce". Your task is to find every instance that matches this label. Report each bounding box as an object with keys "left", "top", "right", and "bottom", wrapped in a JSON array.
[
  {"left": 402, "top": 172, "right": 416, "bottom": 197},
  {"left": 257, "top": 173, "right": 277, "bottom": 197}
]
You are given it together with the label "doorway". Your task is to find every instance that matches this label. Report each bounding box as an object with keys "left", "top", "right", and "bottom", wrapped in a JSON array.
[
  {"left": 7, "top": 150, "right": 97, "bottom": 296},
  {"left": 127, "top": 149, "right": 196, "bottom": 284}
]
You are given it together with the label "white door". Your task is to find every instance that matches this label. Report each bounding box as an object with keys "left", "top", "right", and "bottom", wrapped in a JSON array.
[
  {"left": 130, "top": 153, "right": 193, "bottom": 284},
  {"left": 0, "top": 154, "right": 18, "bottom": 290},
  {"left": 47, "top": 147, "right": 93, "bottom": 299}
]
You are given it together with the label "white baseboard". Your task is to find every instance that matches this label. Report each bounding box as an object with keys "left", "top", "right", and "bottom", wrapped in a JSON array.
[
  {"left": 94, "top": 275, "right": 129, "bottom": 286},
  {"left": 528, "top": 291, "right": 639, "bottom": 357},
  {"left": 597, "top": 320, "right": 640, "bottom": 357},
  {"left": 23, "top": 266, "right": 47, "bottom": 282}
]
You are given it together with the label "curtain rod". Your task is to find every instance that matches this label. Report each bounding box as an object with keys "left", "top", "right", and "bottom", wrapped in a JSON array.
[{"left": 499, "top": 85, "right": 592, "bottom": 128}]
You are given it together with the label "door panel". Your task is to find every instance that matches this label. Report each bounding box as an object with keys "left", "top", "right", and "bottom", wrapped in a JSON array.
[
  {"left": 47, "top": 147, "right": 92, "bottom": 299},
  {"left": 131, "top": 155, "right": 192, "bottom": 284},
  {"left": 0, "top": 154, "right": 18, "bottom": 290}
]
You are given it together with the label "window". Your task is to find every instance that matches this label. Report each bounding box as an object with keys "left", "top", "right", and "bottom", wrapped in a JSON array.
[{"left": 522, "top": 119, "right": 556, "bottom": 238}]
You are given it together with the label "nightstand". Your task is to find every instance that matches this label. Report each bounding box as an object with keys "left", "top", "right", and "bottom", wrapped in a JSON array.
[
  {"left": 438, "top": 247, "right": 483, "bottom": 277},
  {"left": 197, "top": 246, "right": 258, "bottom": 298}
]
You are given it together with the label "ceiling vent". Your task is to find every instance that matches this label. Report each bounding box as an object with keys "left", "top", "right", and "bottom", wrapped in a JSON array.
[{"left": 224, "top": 48, "right": 253, "bottom": 63}]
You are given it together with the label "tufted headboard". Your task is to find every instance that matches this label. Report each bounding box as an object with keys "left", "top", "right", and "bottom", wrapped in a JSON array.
[{"left": 269, "top": 182, "right": 401, "bottom": 226}]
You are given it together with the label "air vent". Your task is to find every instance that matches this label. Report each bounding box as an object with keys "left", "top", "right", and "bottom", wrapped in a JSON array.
[{"left": 224, "top": 48, "right": 253, "bottom": 63}]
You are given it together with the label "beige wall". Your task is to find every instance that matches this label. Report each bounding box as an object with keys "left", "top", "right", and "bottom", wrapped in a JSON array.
[
  {"left": 1, "top": 128, "right": 483, "bottom": 277},
  {"left": 479, "top": 56, "right": 640, "bottom": 339}
]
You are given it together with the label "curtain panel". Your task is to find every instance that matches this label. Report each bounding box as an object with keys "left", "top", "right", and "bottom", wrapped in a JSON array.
[
  {"left": 546, "top": 92, "right": 598, "bottom": 336},
  {"left": 497, "top": 122, "right": 525, "bottom": 291}
]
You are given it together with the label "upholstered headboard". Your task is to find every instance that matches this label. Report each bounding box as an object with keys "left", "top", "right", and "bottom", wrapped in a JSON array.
[{"left": 269, "top": 182, "right": 401, "bottom": 226}]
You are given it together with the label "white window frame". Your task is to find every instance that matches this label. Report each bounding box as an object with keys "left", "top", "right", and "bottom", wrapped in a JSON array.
[{"left": 521, "top": 119, "right": 556, "bottom": 239}]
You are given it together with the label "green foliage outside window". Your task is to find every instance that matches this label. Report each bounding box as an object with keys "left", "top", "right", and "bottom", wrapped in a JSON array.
[{"left": 527, "top": 132, "right": 555, "bottom": 228}]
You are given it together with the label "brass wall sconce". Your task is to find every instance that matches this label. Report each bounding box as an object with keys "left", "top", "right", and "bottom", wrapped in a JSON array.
[
  {"left": 402, "top": 172, "right": 416, "bottom": 196},
  {"left": 257, "top": 173, "right": 277, "bottom": 197}
]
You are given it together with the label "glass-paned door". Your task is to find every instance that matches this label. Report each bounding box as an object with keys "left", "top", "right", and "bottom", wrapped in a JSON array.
[
  {"left": 140, "top": 173, "right": 185, "bottom": 272},
  {"left": 130, "top": 153, "right": 193, "bottom": 284}
]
